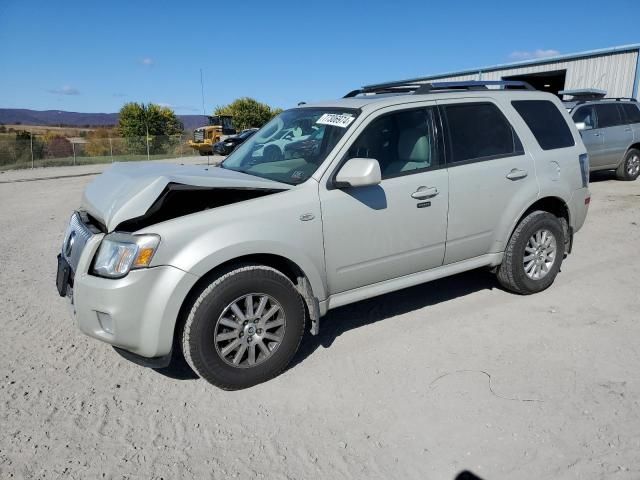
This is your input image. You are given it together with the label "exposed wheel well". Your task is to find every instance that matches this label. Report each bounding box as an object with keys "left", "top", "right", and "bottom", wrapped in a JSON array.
[
  {"left": 512, "top": 196, "right": 570, "bottom": 252},
  {"left": 628, "top": 143, "right": 640, "bottom": 154},
  {"left": 172, "top": 254, "right": 312, "bottom": 350}
]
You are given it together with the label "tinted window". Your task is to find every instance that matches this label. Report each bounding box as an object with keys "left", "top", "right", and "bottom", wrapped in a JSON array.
[
  {"left": 346, "top": 108, "right": 440, "bottom": 179},
  {"left": 594, "top": 104, "right": 623, "bottom": 128},
  {"left": 621, "top": 103, "right": 640, "bottom": 124},
  {"left": 572, "top": 106, "right": 596, "bottom": 129},
  {"left": 512, "top": 100, "right": 574, "bottom": 150},
  {"left": 443, "top": 103, "right": 524, "bottom": 163}
]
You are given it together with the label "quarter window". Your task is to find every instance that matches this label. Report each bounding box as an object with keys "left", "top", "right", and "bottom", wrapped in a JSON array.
[
  {"left": 512, "top": 100, "right": 574, "bottom": 150},
  {"left": 594, "top": 104, "right": 623, "bottom": 128},
  {"left": 346, "top": 108, "right": 440, "bottom": 179},
  {"left": 443, "top": 102, "right": 524, "bottom": 163}
]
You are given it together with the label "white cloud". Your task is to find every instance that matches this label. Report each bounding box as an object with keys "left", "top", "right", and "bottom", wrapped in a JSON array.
[
  {"left": 157, "top": 103, "right": 199, "bottom": 112},
  {"left": 509, "top": 49, "right": 560, "bottom": 60},
  {"left": 47, "top": 85, "right": 80, "bottom": 95},
  {"left": 140, "top": 57, "right": 154, "bottom": 66}
]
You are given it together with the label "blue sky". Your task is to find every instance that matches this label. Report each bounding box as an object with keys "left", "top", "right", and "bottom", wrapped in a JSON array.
[{"left": 0, "top": 0, "right": 638, "bottom": 114}]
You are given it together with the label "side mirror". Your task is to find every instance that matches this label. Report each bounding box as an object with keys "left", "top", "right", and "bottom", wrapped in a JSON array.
[
  {"left": 335, "top": 158, "right": 381, "bottom": 188},
  {"left": 575, "top": 122, "right": 587, "bottom": 131}
]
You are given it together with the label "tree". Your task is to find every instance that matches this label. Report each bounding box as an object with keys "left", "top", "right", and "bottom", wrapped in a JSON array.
[
  {"left": 85, "top": 128, "right": 118, "bottom": 157},
  {"left": 214, "top": 98, "right": 282, "bottom": 131},
  {"left": 118, "top": 102, "right": 183, "bottom": 155}
]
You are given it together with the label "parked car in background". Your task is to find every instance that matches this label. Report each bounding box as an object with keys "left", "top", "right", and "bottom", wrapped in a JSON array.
[
  {"left": 57, "top": 80, "right": 590, "bottom": 389},
  {"left": 562, "top": 89, "right": 640, "bottom": 180},
  {"left": 213, "top": 128, "right": 258, "bottom": 156}
]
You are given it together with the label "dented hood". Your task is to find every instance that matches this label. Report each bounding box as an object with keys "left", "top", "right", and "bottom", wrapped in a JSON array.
[{"left": 82, "top": 162, "right": 292, "bottom": 231}]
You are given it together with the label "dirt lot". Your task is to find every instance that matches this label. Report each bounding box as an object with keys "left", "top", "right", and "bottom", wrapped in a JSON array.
[{"left": 1, "top": 164, "right": 639, "bottom": 480}]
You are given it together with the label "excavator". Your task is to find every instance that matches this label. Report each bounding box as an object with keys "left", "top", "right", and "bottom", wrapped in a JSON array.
[{"left": 188, "top": 115, "right": 236, "bottom": 155}]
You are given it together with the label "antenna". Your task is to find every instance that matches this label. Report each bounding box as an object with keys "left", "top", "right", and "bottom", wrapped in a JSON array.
[
  {"left": 200, "top": 68, "right": 206, "bottom": 117},
  {"left": 200, "top": 68, "right": 210, "bottom": 166}
]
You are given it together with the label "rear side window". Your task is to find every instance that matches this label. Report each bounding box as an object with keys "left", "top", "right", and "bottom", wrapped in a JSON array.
[
  {"left": 594, "top": 104, "right": 624, "bottom": 128},
  {"left": 512, "top": 100, "right": 574, "bottom": 150},
  {"left": 443, "top": 103, "right": 524, "bottom": 163},
  {"left": 620, "top": 103, "right": 640, "bottom": 124}
]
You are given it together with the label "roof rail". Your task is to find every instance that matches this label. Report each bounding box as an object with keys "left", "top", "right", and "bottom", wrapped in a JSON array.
[{"left": 344, "top": 80, "right": 534, "bottom": 98}]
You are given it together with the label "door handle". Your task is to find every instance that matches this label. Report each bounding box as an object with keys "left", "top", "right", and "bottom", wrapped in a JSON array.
[
  {"left": 592, "top": 132, "right": 601, "bottom": 137},
  {"left": 506, "top": 168, "right": 528, "bottom": 181},
  {"left": 411, "top": 186, "right": 439, "bottom": 200},
  {"left": 625, "top": 128, "right": 633, "bottom": 132}
]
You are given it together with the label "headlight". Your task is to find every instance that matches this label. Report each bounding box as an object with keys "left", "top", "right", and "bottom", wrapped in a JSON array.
[{"left": 92, "top": 233, "right": 160, "bottom": 278}]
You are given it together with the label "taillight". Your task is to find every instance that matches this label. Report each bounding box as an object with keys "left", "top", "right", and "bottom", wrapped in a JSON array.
[{"left": 579, "top": 153, "right": 589, "bottom": 188}]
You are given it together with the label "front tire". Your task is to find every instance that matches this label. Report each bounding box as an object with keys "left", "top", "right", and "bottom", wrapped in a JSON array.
[
  {"left": 181, "top": 265, "right": 305, "bottom": 390},
  {"left": 616, "top": 148, "right": 640, "bottom": 181},
  {"left": 497, "top": 211, "right": 565, "bottom": 295}
]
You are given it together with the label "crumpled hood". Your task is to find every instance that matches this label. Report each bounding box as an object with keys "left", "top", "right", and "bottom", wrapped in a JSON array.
[{"left": 82, "top": 162, "right": 292, "bottom": 231}]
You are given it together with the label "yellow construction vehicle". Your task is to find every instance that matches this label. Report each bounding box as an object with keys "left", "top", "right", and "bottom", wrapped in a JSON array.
[{"left": 188, "top": 115, "right": 236, "bottom": 155}]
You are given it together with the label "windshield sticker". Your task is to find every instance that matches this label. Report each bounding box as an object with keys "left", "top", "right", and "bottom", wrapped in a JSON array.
[{"left": 316, "top": 113, "right": 355, "bottom": 128}]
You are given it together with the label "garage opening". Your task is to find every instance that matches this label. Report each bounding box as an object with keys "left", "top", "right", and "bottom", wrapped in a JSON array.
[{"left": 502, "top": 70, "right": 566, "bottom": 97}]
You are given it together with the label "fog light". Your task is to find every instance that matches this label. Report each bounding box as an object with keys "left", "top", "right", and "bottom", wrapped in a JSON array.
[{"left": 96, "top": 311, "right": 113, "bottom": 334}]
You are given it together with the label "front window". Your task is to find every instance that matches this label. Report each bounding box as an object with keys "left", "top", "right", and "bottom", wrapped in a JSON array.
[{"left": 221, "top": 108, "right": 358, "bottom": 185}]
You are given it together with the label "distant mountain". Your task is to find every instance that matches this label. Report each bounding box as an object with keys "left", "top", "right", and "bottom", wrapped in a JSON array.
[{"left": 0, "top": 108, "right": 208, "bottom": 131}]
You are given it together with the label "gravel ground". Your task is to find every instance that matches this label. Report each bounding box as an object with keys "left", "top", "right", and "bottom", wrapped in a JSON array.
[{"left": 0, "top": 164, "right": 639, "bottom": 480}]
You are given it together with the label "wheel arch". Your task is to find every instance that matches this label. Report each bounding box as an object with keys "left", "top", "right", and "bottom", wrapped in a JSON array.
[
  {"left": 505, "top": 196, "right": 571, "bottom": 254},
  {"left": 173, "top": 253, "right": 322, "bottom": 347}
]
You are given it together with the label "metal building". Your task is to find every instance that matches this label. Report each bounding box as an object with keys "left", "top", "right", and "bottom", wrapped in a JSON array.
[{"left": 403, "top": 44, "right": 640, "bottom": 99}]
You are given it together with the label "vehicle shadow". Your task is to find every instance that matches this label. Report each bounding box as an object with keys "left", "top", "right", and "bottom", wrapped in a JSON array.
[
  {"left": 154, "top": 267, "right": 497, "bottom": 381},
  {"left": 288, "top": 268, "right": 498, "bottom": 371}
]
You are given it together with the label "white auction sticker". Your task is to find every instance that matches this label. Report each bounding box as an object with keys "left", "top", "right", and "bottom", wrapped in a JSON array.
[{"left": 316, "top": 113, "right": 355, "bottom": 128}]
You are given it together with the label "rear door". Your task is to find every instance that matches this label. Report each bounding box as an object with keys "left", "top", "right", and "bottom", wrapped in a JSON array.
[
  {"left": 439, "top": 100, "right": 537, "bottom": 264},
  {"left": 593, "top": 103, "right": 633, "bottom": 168},
  {"left": 620, "top": 103, "right": 640, "bottom": 143},
  {"left": 572, "top": 105, "right": 606, "bottom": 168}
]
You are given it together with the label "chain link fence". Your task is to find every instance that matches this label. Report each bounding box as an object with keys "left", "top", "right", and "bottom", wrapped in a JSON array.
[{"left": 0, "top": 133, "right": 191, "bottom": 170}]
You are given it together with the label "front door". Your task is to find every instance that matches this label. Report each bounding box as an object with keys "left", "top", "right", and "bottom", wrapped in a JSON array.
[{"left": 319, "top": 105, "right": 448, "bottom": 294}]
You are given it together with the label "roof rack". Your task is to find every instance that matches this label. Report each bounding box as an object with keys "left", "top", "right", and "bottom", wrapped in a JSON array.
[{"left": 344, "top": 80, "right": 535, "bottom": 98}]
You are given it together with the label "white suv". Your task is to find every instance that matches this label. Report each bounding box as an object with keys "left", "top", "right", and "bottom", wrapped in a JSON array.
[{"left": 57, "top": 80, "right": 591, "bottom": 389}]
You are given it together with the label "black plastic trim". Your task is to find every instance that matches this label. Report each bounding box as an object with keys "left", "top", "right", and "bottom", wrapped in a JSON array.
[{"left": 113, "top": 346, "right": 172, "bottom": 369}]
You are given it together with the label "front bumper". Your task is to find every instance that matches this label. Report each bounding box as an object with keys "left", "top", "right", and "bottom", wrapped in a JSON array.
[{"left": 58, "top": 213, "right": 199, "bottom": 359}]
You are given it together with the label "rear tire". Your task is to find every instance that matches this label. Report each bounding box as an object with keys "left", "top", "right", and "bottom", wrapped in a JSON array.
[
  {"left": 616, "top": 148, "right": 640, "bottom": 181},
  {"left": 497, "top": 211, "right": 565, "bottom": 295},
  {"left": 181, "top": 265, "right": 305, "bottom": 390}
]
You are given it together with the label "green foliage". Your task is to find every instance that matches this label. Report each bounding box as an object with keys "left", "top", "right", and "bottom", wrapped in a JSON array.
[
  {"left": 214, "top": 98, "right": 282, "bottom": 131},
  {"left": 118, "top": 102, "right": 184, "bottom": 154}
]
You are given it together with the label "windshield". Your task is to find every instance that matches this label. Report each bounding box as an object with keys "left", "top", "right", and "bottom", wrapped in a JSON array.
[{"left": 221, "top": 108, "right": 359, "bottom": 185}]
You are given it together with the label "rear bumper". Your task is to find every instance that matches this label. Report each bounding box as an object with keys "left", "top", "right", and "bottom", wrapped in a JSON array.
[{"left": 568, "top": 187, "right": 591, "bottom": 234}]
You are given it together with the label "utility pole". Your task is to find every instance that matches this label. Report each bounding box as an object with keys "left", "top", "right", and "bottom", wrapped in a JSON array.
[{"left": 109, "top": 137, "right": 113, "bottom": 162}]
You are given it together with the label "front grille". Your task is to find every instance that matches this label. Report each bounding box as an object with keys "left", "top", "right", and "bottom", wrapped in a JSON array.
[
  {"left": 62, "top": 212, "right": 95, "bottom": 272},
  {"left": 194, "top": 130, "right": 204, "bottom": 142}
]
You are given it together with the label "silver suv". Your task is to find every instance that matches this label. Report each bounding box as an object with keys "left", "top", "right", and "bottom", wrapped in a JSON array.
[
  {"left": 563, "top": 89, "right": 640, "bottom": 180},
  {"left": 56, "top": 80, "right": 591, "bottom": 389}
]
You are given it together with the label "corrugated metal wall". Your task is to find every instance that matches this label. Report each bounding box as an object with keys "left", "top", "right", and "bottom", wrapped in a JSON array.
[{"left": 426, "top": 51, "right": 639, "bottom": 98}]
